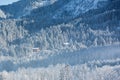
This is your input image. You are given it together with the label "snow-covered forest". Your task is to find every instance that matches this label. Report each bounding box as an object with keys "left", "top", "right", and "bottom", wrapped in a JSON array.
[{"left": 0, "top": 0, "right": 120, "bottom": 80}]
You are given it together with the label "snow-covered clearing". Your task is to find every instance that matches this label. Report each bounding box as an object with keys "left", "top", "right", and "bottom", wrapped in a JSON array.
[{"left": 0, "top": 44, "right": 120, "bottom": 80}]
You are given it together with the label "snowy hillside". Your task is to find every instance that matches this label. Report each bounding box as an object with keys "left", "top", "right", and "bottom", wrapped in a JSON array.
[
  {"left": 0, "top": 9, "right": 6, "bottom": 18},
  {"left": 0, "top": 0, "right": 120, "bottom": 80},
  {"left": 0, "top": 0, "right": 58, "bottom": 18}
]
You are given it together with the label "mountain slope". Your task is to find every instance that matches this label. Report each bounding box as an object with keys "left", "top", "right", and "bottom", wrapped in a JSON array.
[
  {"left": 0, "top": 0, "right": 120, "bottom": 79},
  {"left": 23, "top": 0, "right": 109, "bottom": 30},
  {"left": 0, "top": 0, "right": 119, "bottom": 56},
  {"left": 0, "top": 0, "right": 58, "bottom": 18}
]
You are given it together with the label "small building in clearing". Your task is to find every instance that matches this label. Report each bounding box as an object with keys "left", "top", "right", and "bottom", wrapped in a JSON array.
[{"left": 32, "top": 48, "right": 40, "bottom": 53}]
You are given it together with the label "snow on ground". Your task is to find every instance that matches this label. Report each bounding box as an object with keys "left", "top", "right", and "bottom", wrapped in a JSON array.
[
  {"left": 0, "top": 62, "right": 120, "bottom": 80},
  {"left": 0, "top": 9, "right": 6, "bottom": 18},
  {"left": 0, "top": 44, "right": 120, "bottom": 80}
]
